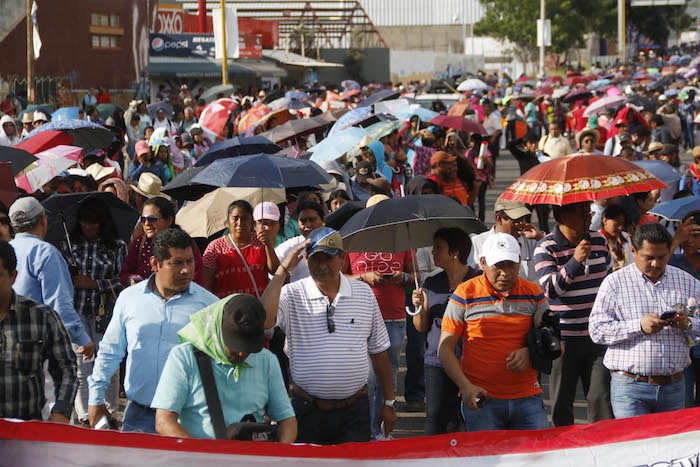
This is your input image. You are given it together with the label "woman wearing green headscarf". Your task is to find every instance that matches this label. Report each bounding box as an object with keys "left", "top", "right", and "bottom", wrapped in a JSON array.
[
  {"left": 153, "top": 144, "right": 175, "bottom": 183},
  {"left": 151, "top": 294, "right": 297, "bottom": 442}
]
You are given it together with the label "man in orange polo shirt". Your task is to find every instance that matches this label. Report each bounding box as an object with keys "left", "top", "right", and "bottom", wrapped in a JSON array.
[
  {"left": 427, "top": 151, "right": 470, "bottom": 206},
  {"left": 438, "top": 233, "right": 550, "bottom": 431}
]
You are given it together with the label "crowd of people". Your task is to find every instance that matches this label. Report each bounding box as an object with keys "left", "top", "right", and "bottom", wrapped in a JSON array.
[{"left": 2, "top": 51, "right": 700, "bottom": 446}]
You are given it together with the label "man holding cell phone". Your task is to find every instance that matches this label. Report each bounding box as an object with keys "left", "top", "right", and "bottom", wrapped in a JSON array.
[{"left": 590, "top": 223, "right": 700, "bottom": 418}]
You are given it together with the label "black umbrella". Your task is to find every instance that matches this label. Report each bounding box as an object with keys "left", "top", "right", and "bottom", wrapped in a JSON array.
[
  {"left": 325, "top": 201, "right": 366, "bottom": 230},
  {"left": 195, "top": 136, "right": 282, "bottom": 167},
  {"left": 190, "top": 153, "right": 332, "bottom": 190},
  {"left": 0, "top": 146, "right": 38, "bottom": 176},
  {"left": 42, "top": 192, "right": 140, "bottom": 247},
  {"left": 161, "top": 166, "right": 209, "bottom": 201},
  {"left": 258, "top": 114, "right": 338, "bottom": 144},
  {"left": 26, "top": 119, "right": 115, "bottom": 153},
  {"left": 626, "top": 95, "right": 655, "bottom": 111},
  {"left": 340, "top": 194, "right": 486, "bottom": 315},
  {"left": 357, "top": 89, "right": 402, "bottom": 108}
]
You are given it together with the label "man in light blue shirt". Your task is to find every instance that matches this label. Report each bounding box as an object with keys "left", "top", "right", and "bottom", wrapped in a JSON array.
[
  {"left": 9, "top": 197, "right": 94, "bottom": 357},
  {"left": 152, "top": 294, "right": 296, "bottom": 442},
  {"left": 88, "top": 229, "right": 217, "bottom": 433}
]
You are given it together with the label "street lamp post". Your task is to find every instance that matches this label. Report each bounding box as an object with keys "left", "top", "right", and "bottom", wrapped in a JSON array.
[{"left": 539, "top": 0, "right": 545, "bottom": 77}]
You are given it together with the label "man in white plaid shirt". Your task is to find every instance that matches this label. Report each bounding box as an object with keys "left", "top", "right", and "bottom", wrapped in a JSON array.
[{"left": 590, "top": 223, "right": 700, "bottom": 418}]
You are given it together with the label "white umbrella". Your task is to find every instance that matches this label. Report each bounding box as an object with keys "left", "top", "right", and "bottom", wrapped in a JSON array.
[
  {"left": 457, "top": 78, "right": 492, "bottom": 92},
  {"left": 583, "top": 95, "right": 627, "bottom": 118}
]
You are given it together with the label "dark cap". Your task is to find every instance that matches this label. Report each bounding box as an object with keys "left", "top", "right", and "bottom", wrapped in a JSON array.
[
  {"left": 355, "top": 160, "right": 375, "bottom": 184},
  {"left": 619, "top": 132, "right": 631, "bottom": 143},
  {"left": 221, "top": 294, "right": 266, "bottom": 354},
  {"left": 306, "top": 226, "right": 344, "bottom": 258}
]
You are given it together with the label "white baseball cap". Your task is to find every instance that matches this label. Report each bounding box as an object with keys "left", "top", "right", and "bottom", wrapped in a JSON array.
[
  {"left": 481, "top": 233, "right": 520, "bottom": 266},
  {"left": 253, "top": 202, "right": 280, "bottom": 221}
]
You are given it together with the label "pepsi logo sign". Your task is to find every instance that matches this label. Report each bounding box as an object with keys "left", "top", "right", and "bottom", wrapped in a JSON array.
[{"left": 151, "top": 37, "right": 164, "bottom": 51}]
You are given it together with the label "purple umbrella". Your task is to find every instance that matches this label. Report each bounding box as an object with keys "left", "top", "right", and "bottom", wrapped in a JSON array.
[{"left": 583, "top": 95, "right": 627, "bottom": 118}]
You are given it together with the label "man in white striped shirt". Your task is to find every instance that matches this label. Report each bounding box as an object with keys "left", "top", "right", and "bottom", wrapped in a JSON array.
[{"left": 262, "top": 227, "right": 395, "bottom": 444}]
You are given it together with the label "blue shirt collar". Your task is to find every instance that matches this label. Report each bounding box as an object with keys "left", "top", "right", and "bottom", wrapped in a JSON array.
[{"left": 144, "top": 273, "right": 194, "bottom": 299}]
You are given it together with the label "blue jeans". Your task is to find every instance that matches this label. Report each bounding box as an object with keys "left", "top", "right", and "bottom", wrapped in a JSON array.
[
  {"left": 425, "top": 365, "right": 462, "bottom": 435},
  {"left": 121, "top": 401, "right": 156, "bottom": 433},
  {"left": 462, "top": 394, "right": 549, "bottom": 431},
  {"left": 611, "top": 372, "right": 685, "bottom": 419},
  {"left": 368, "top": 320, "right": 405, "bottom": 439}
]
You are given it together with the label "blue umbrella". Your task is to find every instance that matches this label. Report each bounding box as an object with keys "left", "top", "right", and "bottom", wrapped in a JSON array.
[
  {"left": 357, "top": 89, "right": 401, "bottom": 108},
  {"left": 27, "top": 119, "right": 115, "bottom": 152},
  {"left": 633, "top": 160, "right": 681, "bottom": 187},
  {"left": 285, "top": 91, "right": 310, "bottom": 100},
  {"left": 665, "top": 89, "right": 681, "bottom": 97},
  {"left": 147, "top": 101, "right": 173, "bottom": 120},
  {"left": 288, "top": 100, "right": 311, "bottom": 110},
  {"left": 190, "top": 153, "right": 332, "bottom": 189},
  {"left": 51, "top": 107, "right": 80, "bottom": 121},
  {"left": 341, "top": 80, "right": 361, "bottom": 90},
  {"left": 308, "top": 127, "right": 367, "bottom": 163},
  {"left": 393, "top": 107, "right": 439, "bottom": 122},
  {"left": 328, "top": 107, "right": 372, "bottom": 136},
  {"left": 195, "top": 136, "right": 282, "bottom": 166},
  {"left": 649, "top": 196, "right": 700, "bottom": 222}
]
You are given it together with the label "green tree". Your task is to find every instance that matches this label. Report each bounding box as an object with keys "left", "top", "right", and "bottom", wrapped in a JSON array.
[
  {"left": 474, "top": 0, "right": 540, "bottom": 68},
  {"left": 627, "top": 3, "right": 692, "bottom": 45}
]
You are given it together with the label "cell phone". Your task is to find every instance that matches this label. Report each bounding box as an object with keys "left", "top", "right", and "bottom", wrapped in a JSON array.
[
  {"left": 382, "top": 274, "right": 394, "bottom": 279},
  {"left": 476, "top": 396, "right": 489, "bottom": 408},
  {"left": 660, "top": 311, "right": 677, "bottom": 320}
]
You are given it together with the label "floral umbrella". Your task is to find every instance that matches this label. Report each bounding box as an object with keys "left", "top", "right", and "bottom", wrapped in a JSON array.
[{"left": 500, "top": 154, "right": 667, "bottom": 206}]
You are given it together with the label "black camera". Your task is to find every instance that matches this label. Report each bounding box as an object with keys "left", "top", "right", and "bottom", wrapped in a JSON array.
[{"left": 527, "top": 311, "right": 562, "bottom": 374}]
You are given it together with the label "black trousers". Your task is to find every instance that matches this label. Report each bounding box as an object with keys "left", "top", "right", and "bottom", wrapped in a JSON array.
[
  {"left": 550, "top": 337, "right": 613, "bottom": 426},
  {"left": 292, "top": 393, "right": 371, "bottom": 444}
]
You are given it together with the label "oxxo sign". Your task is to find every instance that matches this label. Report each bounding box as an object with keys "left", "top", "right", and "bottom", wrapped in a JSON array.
[{"left": 157, "top": 9, "right": 184, "bottom": 34}]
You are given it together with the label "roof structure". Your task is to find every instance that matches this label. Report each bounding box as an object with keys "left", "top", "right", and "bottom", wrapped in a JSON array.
[{"left": 176, "top": 1, "right": 387, "bottom": 49}]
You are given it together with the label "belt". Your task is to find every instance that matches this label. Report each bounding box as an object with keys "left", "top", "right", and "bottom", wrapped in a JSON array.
[
  {"left": 617, "top": 371, "right": 683, "bottom": 385},
  {"left": 293, "top": 385, "right": 368, "bottom": 411}
]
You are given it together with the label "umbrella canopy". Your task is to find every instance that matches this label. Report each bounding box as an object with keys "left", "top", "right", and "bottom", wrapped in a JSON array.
[
  {"left": 501, "top": 154, "right": 668, "bottom": 206},
  {"left": 285, "top": 90, "right": 310, "bottom": 100},
  {"left": 259, "top": 112, "right": 340, "bottom": 143},
  {"left": 357, "top": 89, "right": 401, "bottom": 108},
  {"left": 429, "top": 115, "right": 487, "bottom": 135},
  {"left": 42, "top": 191, "right": 139, "bottom": 246},
  {"left": 26, "top": 119, "right": 114, "bottom": 153},
  {"left": 632, "top": 160, "right": 682, "bottom": 188},
  {"left": 447, "top": 99, "right": 470, "bottom": 116},
  {"left": 147, "top": 101, "right": 173, "bottom": 120},
  {"left": 237, "top": 104, "right": 271, "bottom": 134},
  {"left": 96, "top": 103, "right": 121, "bottom": 120},
  {"left": 200, "top": 84, "right": 235, "bottom": 103},
  {"left": 563, "top": 88, "right": 592, "bottom": 103},
  {"left": 340, "top": 194, "right": 486, "bottom": 253},
  {"left": 363, "top": 120, "right": 407, "bottom": 142},
  {"left": 393, "top": 106, "right": 439, "bottom": 122},
  {"left": 563, "top": 76, "right": 586, "bottom": 87},
  {"left": 195, "top": 136, "right": 282, "bottom": 167},
  {"left": 308, "top": 126, "right": 367, "bottom": 163},
  {"left": 190, "top": 153, "right": 332, "bottom": 190},
  {"left": 650, "top": 196, "right": 700, "bottom": 222},
  {"left": 0, "top": 146, "right": 38, "bottom": 176},
  {"left": 15, "top": 145, "right": 82, "bottom": 193},
  {"left": 258, "top": 108, "right": 297, "bottom": 131},
  {"left": 328, "top": 107, "right": 373, "bottom": 136},
  {"left": 533, "top": 85, "right": 554, "bottom": 98},
  {"left": 457, "top": 78, "right": 491, "bottom": 92},
  {"left": 51, "top": 107, "right": 80, "bottom": 121},
  {"left": 199, "top": 98, "right": 238, "bottom": 138},
  {"left": 176, "top": 187, "right": 286, "bottom": 238},
  {"left": 325, "top": 201, "right": 366, "bottom": 230},
  {"left": 341, "top": 80, "right": 361, "bottom": 90},
  {"left": 582, "top": 94, "right": 626, "bottom": 118},
  {"left": 161, "top": 166, "right": 208, "bottom": 201},
  {"left": 0, "top": 163, "right": 17, "bottom": 207},
  {"left": 14, "top": 130, "right": 74, "bottom": 155}
]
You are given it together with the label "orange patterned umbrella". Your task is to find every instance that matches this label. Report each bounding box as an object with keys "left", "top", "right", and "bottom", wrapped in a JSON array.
[{"left": 500, "top": 154, "right": 667, "bottom": 206}]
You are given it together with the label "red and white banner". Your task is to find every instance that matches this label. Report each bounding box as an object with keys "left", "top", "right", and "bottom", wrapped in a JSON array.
[{"left": 2, "top": 409, "right": 700, "bottom": 466}]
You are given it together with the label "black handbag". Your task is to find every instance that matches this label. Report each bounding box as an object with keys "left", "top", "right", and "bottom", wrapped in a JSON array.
[{"left": 193, "top": 348, "right": 279, "bottom": 441}]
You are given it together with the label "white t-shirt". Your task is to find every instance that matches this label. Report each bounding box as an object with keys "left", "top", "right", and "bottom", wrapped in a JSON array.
[
  {"left": 483, "top": 111, "right": 503, "bottom": 136},
  {"left": 274, "top": 235, "right": 309, "bottom": 283}
]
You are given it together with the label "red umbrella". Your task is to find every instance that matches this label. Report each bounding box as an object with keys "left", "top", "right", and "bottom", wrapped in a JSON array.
[
  {"left": 534, "top": 85, "right": 553, "bottom": 98},
  {"left": 516, "top": 75, "right": 533, "bottom": 84},
  {"left": 500, "top": 154, "right": 667, "bottom": 206},
  {"left": 544, "top": 76, "right": 563, "bottom": 84},
  {"left": 237, "top": 104, "right": 271, "bottom": 134},
  {"left": 429, "top": 115, "right": 487, "bottom": 135},
  {"left": 199, "top": 99, "right": 237, "bottom": 138},
  {"left": 14, "top": 130, "right": 73, "bottom": 154},
  {"left": 447, "top": 99, "right": 470, "bottom": 116},
  {"left": 563, "top": 76, "right": 586, "bottom": 87}
]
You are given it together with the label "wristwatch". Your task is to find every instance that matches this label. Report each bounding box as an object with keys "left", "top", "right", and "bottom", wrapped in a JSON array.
[{"left": 384, "top": 399, "right": 397, "bottom": 410}]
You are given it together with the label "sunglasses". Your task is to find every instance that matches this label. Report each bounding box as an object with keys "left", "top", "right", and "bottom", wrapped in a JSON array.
[
  {"left": 140, "top": 214, "right": 160, "bottom": 224},
  {"left": 326, "top": 304, "right": 335, "bottom": 334}
]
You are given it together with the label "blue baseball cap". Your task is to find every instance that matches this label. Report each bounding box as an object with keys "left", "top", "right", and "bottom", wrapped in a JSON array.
[{"left": 306, "top": 227, "right": 344, "bottom": 258}]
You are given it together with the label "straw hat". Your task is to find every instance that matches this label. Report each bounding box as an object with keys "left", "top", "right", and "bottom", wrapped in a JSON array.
[
  {"left": 85, "top": 164, "right": 116, "bottom": 182},
  {"left": 576, "top": 127, "right": 599, "bottom": 147},
  {"left": 131, "top": 172, "right": 171, "bottom": 200}
]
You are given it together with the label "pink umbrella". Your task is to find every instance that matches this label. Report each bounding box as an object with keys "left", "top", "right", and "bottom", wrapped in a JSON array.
[
  {"left": 199, "top": 98, "right": 238, "bottom": 138},
  {"left": 36, "top": 145, "right": 82, "bottom": 164},
  {"left": 583, "top": 94, "right": 626, "bottom": 118},
  {"left": 15, "top": 146, "right": 81, "bottom": 193},
  {"left": 605, "top": 86, "right": 623, "bottom": 97}
]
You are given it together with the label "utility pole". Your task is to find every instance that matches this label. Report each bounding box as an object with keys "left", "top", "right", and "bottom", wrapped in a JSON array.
[
  {"left": 539, "top": 0, "right": 545, "bottom": 77},
  {"left": 220, "top": 0, "right": 228, "bottom": 85},
  {"left": 618, "top": 0, "right": 625, "bottom": 63},
  {"left": 26, "top": 0, "right": 33, "bottom": 103}
]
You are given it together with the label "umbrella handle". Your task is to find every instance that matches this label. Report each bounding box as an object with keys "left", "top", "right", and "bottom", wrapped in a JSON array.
[{"left": 405, "top": 304, "right": 422, "bottom": 317}]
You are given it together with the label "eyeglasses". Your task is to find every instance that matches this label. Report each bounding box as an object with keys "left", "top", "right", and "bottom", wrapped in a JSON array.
[
  {"left": 326, "top": 304, "right": 335, "bottom": 334},
  {"left": 140, "top": 214, "right": 160, "bottom": 224}
]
